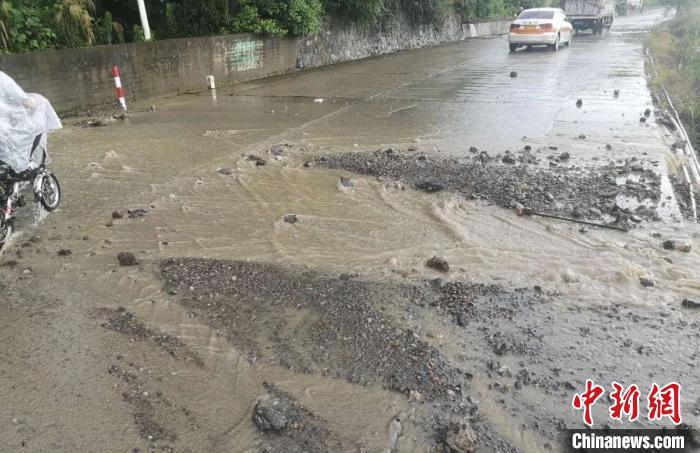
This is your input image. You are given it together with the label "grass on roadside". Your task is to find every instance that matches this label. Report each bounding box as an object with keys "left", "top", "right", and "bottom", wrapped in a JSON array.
[{"left": 646, "top": 7, "right": 700, "bottom": 148}]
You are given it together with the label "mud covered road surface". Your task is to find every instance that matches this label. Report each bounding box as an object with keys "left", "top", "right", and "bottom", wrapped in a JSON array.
[{"left": 1, "top": 8, "right": 699, "bottom": 453}]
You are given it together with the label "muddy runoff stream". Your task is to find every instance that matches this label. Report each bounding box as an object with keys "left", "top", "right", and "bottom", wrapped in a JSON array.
[
  {"left": 1, "top": 132, "right": 697, "bottom": 452},
  {"left": 1, "top": 9, "right": 700, "bottom": 452}
]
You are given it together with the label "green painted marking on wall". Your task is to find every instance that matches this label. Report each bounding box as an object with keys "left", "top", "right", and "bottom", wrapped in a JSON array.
[{"left": 228, "top": 40, "right": 264, "bottom": 72}]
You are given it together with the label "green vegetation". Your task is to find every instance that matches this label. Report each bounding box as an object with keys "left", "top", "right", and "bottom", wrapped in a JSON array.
[
  {"left": 647, "top": 5, "right": 700, "bottom": 146},
  {"left": 1, "top": 0, "right": 543, "bottom": 53},
  {"left": 454, "top": 0, "right": 544, "bottom": 21}
]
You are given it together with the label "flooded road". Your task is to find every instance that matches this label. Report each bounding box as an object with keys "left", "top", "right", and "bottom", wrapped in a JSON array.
[{"left": 1, "top": 8, "right": 698, "bottom": 453}]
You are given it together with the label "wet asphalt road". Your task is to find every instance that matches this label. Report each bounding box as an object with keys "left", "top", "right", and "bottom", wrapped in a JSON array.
[{"left": 1, "top": 8, "right": 698, "bottom": 453}]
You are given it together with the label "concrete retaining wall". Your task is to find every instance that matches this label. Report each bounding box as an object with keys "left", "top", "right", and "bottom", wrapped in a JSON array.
[
  {"left": 0, "top": 34, "right": 297, "bottom": 114},
  {"left": 0, "top": 15, "right": 510, "bottom": 114},
  {"left": 297, "top": 15, "right": 510, "bottom": 70}
]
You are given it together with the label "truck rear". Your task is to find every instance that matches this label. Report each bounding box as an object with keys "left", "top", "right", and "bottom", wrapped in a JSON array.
[{"left": 560, "top": 0, "right": 615, "bottom": 33}]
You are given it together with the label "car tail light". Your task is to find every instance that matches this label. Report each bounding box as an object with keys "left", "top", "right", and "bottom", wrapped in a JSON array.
[
  {"left": 510, "top": 24, "right": 520, "bottom": 31},
  {"left": 539, "top": 23, "right": 553, "bottom": 30}
]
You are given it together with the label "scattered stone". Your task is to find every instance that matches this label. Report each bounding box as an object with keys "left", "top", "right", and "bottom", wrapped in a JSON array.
[
  {"left": 493, "top": 342, "right": 508, "bottom": 355},
  {"left": 605, "top": 144, "right": 612, "bottom": 150},
  {"left": 682, "top": 299, "right": 700, "bottom": 309},
  {"left": 639, "top": 277, "right": 655, "bottom": 288},
  {"left": 270, "top": 144, "right": 287, "bottom": 156},
  {"left": 640, "top": 117, "right": 647, "bottom": 123},
  {"left": 497, "top": 365, "right": 512, "bottom": 377},
  {"left": 469, "top": 146, "right": 478, "bottom": 153},
  {"left": 283, "top": 214, "right": 298, "bottom": 224},
  {"left": 664, "top": 240, "right": 676, "bottom": 250},
  {"left": 57, "top": 249, "right": 72, "bottom": 257},
  {"left": 105, "top": 221, "right": 113, "bottom": 227},
  {"left": 444, "top": 423, "right": 477, "bottom": 453},
  {"left": 111, "top": 211, "right": 123, "bottom": 219},
  {"left": 663, "top": 240, "right": 691, "bottom": 252},
  {"left": 644, "top": 108, "right": 651, "bottom": 117},
  {"left": 509, "top": 71, "right": 518, "bottom": 78},
  {"left": 613, "top": 89, "right": 620, "bottom": 98},
  {"left": 559, "top": 152, "right": 570, "bottom": 161},
  {"left": 117, "top": 252, "right": 139, "bottom": 267},
  {"left": 340, "top": 177, "right": 353, "bottom": 188},
  {"left": 578, "top": 134, "right": 587, "bottom": 139},
  {"left": 127, "top": 208, "right": 149, "bottom": 219},
  {"left": 415, "top": 181, "right": 444, "bottom": 193},
  {"left": 502, "top": 155, "right": 515, "bottom": 164},
  {"left": 576, "top": 99, "right": 583, "bottom": 107},
  {"left": 409, "top": 390, "right": 424, "bottom": 402},
  {"left": 149, "top": 105, "right": 156, "bottom": 112},
  {"left": 426, "top": 256, "right": 450, "bottom": 273},
  {"left": 247, "top": 155, "right": 266, "bottom": 166},
  {"left": 217, "top": 168, "right": 232, "bottom": 176}
]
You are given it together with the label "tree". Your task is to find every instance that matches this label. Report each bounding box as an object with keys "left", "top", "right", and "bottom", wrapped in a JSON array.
[{"left": 53, "top": 0, "right": 96, "bottom": 47}]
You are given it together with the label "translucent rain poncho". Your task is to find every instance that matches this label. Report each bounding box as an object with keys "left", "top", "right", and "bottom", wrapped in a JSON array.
[{"left": 0, "top": 70, "right": 62, "bottom": 173}]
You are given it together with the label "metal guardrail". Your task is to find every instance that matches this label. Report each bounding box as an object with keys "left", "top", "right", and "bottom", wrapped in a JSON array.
[{"left": 646, "top": 49, "right": 699, "bottom": 222}]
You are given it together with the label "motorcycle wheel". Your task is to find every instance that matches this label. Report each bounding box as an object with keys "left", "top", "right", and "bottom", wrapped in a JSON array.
[
  {"left": 0, "top": 218, "right": 12, "bottom": 247},
  {"left": 40, "top": 173, "right": 61, "bottom": 211}
]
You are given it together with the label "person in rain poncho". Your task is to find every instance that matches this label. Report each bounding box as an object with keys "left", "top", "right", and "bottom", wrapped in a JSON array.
[{"left": 0, "top": 70, "right": 62, "bottom": 173}]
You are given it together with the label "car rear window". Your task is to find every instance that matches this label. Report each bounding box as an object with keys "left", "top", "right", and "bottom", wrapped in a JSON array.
[{"left": 517, "top": 11, "right": 555, "bottom": 19}]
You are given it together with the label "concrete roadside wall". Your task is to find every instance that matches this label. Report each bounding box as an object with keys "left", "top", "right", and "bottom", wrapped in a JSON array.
[
  {"left": 0, "top": 34, "right": 297, "bottom": 114},
  {"left": 0, "top": 15, "right": 510, "bottom": 114},
  {"left": 297, "top": 14, "right": 510, "bottom": 70}
]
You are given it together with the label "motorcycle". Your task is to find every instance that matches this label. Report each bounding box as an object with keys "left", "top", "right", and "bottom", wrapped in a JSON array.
[
  {"left": 0, "top": 71, "right": 62, "bottom": 248},
  {"left": 0, "top": 136, "right": 61, "bottom": 246}
]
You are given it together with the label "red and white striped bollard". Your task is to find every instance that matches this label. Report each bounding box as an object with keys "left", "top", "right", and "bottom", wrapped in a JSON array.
[{"left": 112, "top": 65, "right": 127, "bottom": 111}]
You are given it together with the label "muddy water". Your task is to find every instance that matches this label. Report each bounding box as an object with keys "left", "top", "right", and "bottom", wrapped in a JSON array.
[
  {"left": 97, "top": 147, "right": 698, "bottom": 308},
  {"left": 1, "top": 8, "right": 698, "bottom": 453}
]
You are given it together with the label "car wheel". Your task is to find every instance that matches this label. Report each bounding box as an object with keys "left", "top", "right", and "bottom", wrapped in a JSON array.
[
  {"left": 509, "top": 43, "right": 518, "bottom": 52},
  {"left": 566, "top": 33, "right": 572, "bottom": 46},
  {"left": 549, "top": 36, "right": 560, "bottom": 51}
]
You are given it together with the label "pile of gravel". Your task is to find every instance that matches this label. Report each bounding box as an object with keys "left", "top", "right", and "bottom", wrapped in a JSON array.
[{"left": 313, "top": 149, "right": 662, "bottom": 223}]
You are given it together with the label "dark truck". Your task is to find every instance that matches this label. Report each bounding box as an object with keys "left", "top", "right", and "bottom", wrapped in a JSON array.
[{"left": 560, "top": 0, "right": 615, "bottom": 34}]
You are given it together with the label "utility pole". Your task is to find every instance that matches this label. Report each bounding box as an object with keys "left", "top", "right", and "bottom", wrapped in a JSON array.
[{"left": 136, "top": 0, "right": 152, "bottom": 41}]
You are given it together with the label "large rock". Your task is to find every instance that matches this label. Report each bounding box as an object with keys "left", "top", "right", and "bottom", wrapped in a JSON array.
[
  {"left": 426, "top": 256, "right": 450, "bottom": 273},
  {"left": 254, "top": 396, "right": 290, "bottom": 432},
  {"left": 682, "top": 299, "right": 700, "bottom": 309},
  {"left": 117, "top": 252, "right": 138, "bottom": 266}
]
